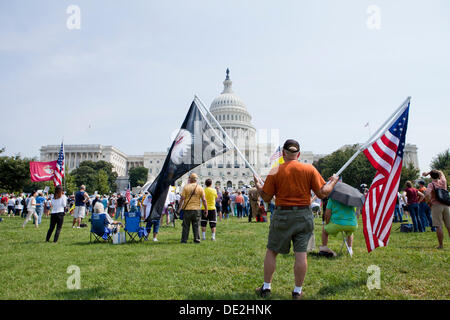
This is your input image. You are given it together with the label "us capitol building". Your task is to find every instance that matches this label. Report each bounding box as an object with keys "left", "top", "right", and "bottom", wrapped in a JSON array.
[{"left": 40, "top": 70, "right": 419, "bottom": 192}]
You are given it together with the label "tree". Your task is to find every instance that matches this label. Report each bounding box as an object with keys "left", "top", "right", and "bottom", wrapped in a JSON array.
[
  {"left": 95, "top": 170, "right": 110, "bottom": 195},
  {"left": 313, "top": 145, "right": 376, "bottom": 189},
  {"left": 430, "top": 148, "right": 450, "bottom": 181},
  {"left": 71, "top": 165, "right": 97, "bottom": 193},
  {"left": 399, "top": 163, "right": 420, "bottom": 190},
  {"left": 129, "top": 166, "right": 149, "bottom": 188},
  {"left": 70, "top": 160, "right": 117, "bottom": 193},
  {"left": 0, "top": 154, "right": 34, "bottom": 192}
]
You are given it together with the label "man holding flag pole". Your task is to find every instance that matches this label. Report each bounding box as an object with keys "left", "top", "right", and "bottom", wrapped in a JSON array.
[{"left": 248, "top": 97, "right": 411, "bottom": 299}]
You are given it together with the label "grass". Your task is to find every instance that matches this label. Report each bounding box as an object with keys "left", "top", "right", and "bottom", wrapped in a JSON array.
[{"left": 0, "top": 213, "right": 448, "bottom": 300}]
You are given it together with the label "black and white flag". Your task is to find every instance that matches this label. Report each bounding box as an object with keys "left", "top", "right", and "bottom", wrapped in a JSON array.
[{"left": 145, "top": 100, "right": 230, "bottom": 220}]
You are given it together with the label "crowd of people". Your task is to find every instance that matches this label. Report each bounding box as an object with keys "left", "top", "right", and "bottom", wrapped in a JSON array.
[{"left": 1, "top": 139, "right": 448, "bottom": 300}]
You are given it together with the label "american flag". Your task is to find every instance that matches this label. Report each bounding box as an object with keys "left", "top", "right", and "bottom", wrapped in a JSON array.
[
  {"left": 53, "top": 142, "right": 65, "bottom": 186},
  {"left": 125, "top": 182, "right": 131, "bottom": 203},
  {"left": 362, "top": 102, "right": 410, "bottom": 252},
  {"left": 270, "top": 146, "right": 282, "bottom": 161},
  {"left": 269, "top": 145, "right": 285, "bottom": 168}
]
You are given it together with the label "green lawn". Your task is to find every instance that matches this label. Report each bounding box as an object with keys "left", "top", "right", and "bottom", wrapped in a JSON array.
[{"left": 0, "top": 213, "right": 448, "bottom": 300}]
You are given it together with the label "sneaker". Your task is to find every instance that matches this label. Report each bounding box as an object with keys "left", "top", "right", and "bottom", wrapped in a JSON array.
[
  {"left": 211, "top": 237, "right": 216, "bottom": 241},
  {"left": 292, "top": 291, "right": 303, "bottom": 300},
  {"left": 255, "top": 286, "right": 271, "bottom": 298},
  {"left": 194, "top": 240, "right": 201, "bottom": 244},
  {"left": 153, "top": 238, "right": 158, "bottom": 242}
]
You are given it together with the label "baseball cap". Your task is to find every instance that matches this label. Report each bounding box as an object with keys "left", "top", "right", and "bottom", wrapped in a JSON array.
[{"left": 283, "top": 139, "right": 300, "bottom": 153}]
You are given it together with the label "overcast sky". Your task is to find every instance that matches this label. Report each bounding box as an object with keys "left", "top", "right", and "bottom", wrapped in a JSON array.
[{"left": 1, "top": 0, "right": 449, "bottom": 171}]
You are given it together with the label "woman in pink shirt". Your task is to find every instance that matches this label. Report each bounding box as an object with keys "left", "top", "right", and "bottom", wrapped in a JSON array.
[
  {"left": 235, "top": 191, "right": 245, "bottom": 219},
  {"left": 423, "top": 170, "right": 450, "bottom": 249}
]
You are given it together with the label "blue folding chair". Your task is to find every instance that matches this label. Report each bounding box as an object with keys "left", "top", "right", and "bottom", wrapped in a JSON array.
[
  {"left": 90, "top": 213, "right": 112, "bottom": 243},
  {"left": 124, "top": 211, "right": 145, "bottom": 242}
]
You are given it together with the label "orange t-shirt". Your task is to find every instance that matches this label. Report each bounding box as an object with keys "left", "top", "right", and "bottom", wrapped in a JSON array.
[{"left": 262, "top": 161, "right": 326, "bottom": 206}]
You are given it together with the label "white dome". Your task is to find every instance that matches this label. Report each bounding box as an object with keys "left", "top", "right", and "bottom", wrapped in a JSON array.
[
  {"left": 210, "top": 93, "right": 246, "bottom": 110},
  {"left": 209, "top": 69, "right": 254, "bottom": 130}
]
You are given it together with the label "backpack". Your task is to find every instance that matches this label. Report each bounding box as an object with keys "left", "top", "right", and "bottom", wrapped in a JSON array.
[
  {"left": 400, "top": 224, "right": 413, "bottom": 233},
  {"left": 21, "top": 198, "right": 26, "bottom": 206},
  {"left": 15, "top": 199, "right": 19, "bottom": 206}
]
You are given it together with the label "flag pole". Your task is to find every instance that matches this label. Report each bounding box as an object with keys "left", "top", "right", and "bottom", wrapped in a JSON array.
[
  {"left": 335, "top": 96, "right": 411, "bottom": 177},
  {"left": 194, "top": 95, "right": 264, "bottom": 185},
  {"left": 62, "top": 138, "right": 66, "bottom": 192}
]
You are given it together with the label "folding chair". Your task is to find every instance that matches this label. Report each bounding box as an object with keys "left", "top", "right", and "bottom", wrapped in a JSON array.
[
  {"left": 124, "top": 211, "right": 143, "bottom": 243},
  {"left": 339, "top": 231, "right": 353, "bottom": 257},
  {"left": 90, "top": 213, "right": 113, "bottom": 243}
]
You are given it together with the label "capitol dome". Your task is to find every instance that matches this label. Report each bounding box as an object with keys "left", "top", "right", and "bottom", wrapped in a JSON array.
[{"left": 210, "top": 68, "right": 254, "bottom": 129}]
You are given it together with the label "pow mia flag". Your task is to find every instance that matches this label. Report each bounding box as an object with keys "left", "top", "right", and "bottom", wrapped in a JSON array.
[{"left": 144, "top": 100, "right": 230, "bottom": 220}]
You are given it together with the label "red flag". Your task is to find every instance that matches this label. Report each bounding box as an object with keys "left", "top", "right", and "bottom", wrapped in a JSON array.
[{"left": 30, "top": 161, "right": 57, "bottom": 182}]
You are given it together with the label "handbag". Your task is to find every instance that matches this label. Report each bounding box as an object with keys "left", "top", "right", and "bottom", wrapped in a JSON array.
[
  {"left": 433, "top": 184, "right": 450, "bottom": 206},
  {"left": 179, "top": 184, "right": 198, "bottom": 220},
  {"left": 113, "top": 231, "right": 126, "bottom": 244}
]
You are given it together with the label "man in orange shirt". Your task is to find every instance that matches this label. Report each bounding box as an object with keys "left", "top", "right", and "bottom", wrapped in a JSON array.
[{"left": 254, "top": 139, "right": 339, "bottom": 300}]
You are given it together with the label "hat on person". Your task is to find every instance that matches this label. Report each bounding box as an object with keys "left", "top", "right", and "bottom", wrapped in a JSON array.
[
  {"left": 283, "top": 139, "right": 300, "bottom": 153},
  {"left": 189, "top": 173, "right": 198, "bottom": 181}
]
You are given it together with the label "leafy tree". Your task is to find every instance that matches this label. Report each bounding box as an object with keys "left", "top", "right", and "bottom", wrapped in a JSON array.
[
  {"left": 71, "top": 165, "right": 97, "bottom": 193},
  {"left": 71, "top": 160, "right": 117, "bottom": 193},
  {"left": 313, "top": 144, "right": 376, "bottom": 189},
  {"left": 129, "top": 166, "right": 149, "bottom": 188},
  {"left": 0, "top": 154, "right": 34, "bottom": 192},
  {"left": 430, "top": 148, "right": 450, "bottom": 181},
  {"left": 95, "top": 170, "right": 110, "bottom": 195},
  {"left": 399, "top": 162, "right": 420, "bottom": 190},
  {"left": 64, "top": 173, "right": 77, "bottom": 195}
]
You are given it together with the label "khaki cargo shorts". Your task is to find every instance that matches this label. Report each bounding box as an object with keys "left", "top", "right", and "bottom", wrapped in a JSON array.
[
  {"left": 431, "top": 203, "right": 450, "bottom": 228},
  {"left": 267, "top": 208, "right": 314, "bottom": 254}
]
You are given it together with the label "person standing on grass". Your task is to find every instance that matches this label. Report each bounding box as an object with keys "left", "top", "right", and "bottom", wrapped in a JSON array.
[
  {"left": 177, "top": 173, "right": 208, "bottom": 244},
  {"left": 253, "top": 139, "right": 339, "bottom": 300},
  {"left": 115, "top": 194, "right": 125, "bottom": 220},
  {"left": 73, "top": 185, "right": 89, "bottom": 229},
  {"left": 7, "top": 195, "right": 15, "bottom": 217},
  {"left": 201, "top": 179, "right": 218, "bottom": 241},
  {"left": 108, "top": 194, "right": 116, "bottom": 218},
  {"left": 143, "top": 192, "right": 160, "bottom": 242},
  {"left": 35, "top": 192, "right": 46, "bottom": 225},
  {"left": 215, "top": 187, "right": 223, "bottom": 221},
  {"left": 423, "top": 170, "right": 450, "bottom": 249},
  {"left": 405, "top": 181, "right": 425, "bottom": 232},
  {"left": 46, "top": 185, "right": 67, "bottom": 243},
  {"left": 221, "top": 191, "right": 230, "bottom": 220},
  {"left": 22, "top": 190, "right": 38, "bottom": 229},
  {"left": 230, "top": 191, "right": 237, "bottom": 217},
  {"left": 248, "top": 187, "right": 260, "bottom": 222},
  {"left": 417, "top": 180, "right": 435, "bottom": 232},
  {"left": 235, "top": 191, "right": 244, "bottom": 218},
  {"left": 243, "top": 191, "right": 249, "bottom": 218}
]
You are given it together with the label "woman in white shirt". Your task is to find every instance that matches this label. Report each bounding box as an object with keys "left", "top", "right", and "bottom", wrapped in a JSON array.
[{"left": 46, "top": 186, "right": 67, "bottom": 243}]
